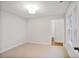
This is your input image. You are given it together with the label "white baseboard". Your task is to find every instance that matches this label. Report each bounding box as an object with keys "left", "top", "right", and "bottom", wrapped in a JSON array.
[
  {"left": 27, "top": 41, "right": 50, "bottom": 46},
  {"left": 0, "top": 41, "right": 50, "bottom": 54},
  {"left": 0, "top": 41, "right": 27, "bottom": 54}
]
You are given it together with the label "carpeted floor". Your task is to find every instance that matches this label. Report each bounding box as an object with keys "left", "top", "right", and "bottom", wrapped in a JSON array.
[{"left": 0, "top": 43, "right": 69, "bottom": 58}]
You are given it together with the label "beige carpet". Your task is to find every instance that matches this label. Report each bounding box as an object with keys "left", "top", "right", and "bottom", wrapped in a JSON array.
[{"left": 0, "top": 43, "right": 69, "bottom": 58}]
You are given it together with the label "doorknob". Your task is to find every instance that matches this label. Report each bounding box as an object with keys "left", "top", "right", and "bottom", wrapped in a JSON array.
[{"left": 74, "top": 47, "right": 79, "bottom": 51}]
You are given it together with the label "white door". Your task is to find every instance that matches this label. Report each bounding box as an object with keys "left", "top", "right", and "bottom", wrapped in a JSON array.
[{"left": 66, "top": 5, "right": 77, "bottom": 48}]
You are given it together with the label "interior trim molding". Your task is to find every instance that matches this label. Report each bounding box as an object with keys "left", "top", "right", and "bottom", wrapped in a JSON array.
[
  {"left": 27, "top": 41, "right": 50, "bottom": 46},
  {"left": 0, "top": 41, "right": 50, "bottom": 54},
  {"left": 0, "top": 41, "right": 27, "bottom": 54}
]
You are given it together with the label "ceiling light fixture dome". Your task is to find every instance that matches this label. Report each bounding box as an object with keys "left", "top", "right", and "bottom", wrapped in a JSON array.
[{"left": 26, "top": 4, "right": 39, "bottom": 14}]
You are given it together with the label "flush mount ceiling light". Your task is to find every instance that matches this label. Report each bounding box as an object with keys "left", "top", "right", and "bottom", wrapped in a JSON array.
[{"left": 25, "top": 4, "right": 39, "bottom": 14}]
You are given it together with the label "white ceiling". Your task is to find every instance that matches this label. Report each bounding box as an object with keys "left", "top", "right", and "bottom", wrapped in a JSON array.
[{"left": 0, "top": 1, "right": 70, "bottom": 19}]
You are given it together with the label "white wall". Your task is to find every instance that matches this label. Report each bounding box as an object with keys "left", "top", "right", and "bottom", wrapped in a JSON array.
[
  {"left": 0, "top": 9, "right": 2, "bottom": 52},
  {"left": 51, "top": 19, "right": 64, "bottom": 42},
  {"left": 0, "top": 10, "right": 65, "bottom": 53},
  {"left": 55, "top": 19, "right": 64, "bottom": 42},
  {"left": 27, "top": 17, "right": 52, "bottom": 45},
  {"left": 27, "top": 17, "right": 64, "bottom": 45},
  {"left": 0, "top": 10, "right": 28, "bottom": 53},
  {"left": 51, "top": 20, "right": 55, "bottom": 38}
]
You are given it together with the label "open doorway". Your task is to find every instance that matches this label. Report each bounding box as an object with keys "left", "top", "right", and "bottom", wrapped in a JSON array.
[{"left": 50, "top": 19, "right": 64, "bottom": 46}]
